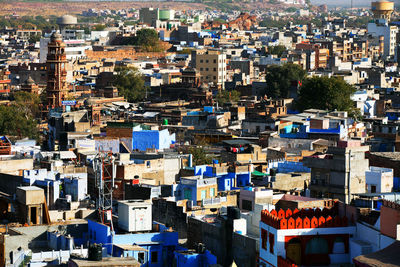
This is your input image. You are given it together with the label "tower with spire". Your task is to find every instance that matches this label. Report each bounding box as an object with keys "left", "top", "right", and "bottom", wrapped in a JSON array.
[{"left": 46, "top": 32, "right": 67, "bottom": 109}]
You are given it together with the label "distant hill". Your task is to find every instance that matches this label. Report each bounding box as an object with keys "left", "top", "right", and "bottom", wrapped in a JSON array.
[{"left": 311, "top": 0, "right": 400, "bottom": 8}]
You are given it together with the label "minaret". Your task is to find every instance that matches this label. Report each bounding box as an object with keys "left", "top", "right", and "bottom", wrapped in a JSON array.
[{"left": 46, "top": 32, "right": 67, "bottom": 108}]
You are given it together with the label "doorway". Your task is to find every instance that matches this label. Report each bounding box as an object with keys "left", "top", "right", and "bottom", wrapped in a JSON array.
[
  {"left": 286, "top": 238, "right": 301, "bottom": 265},
  {"left": 30, "top": 207, "right": 37, "bottom": 224}
]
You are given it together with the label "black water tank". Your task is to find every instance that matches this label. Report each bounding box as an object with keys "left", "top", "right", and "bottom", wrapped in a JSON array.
[
  {"left": 227, "top": 206, "right": 241, "bottom": 219},
  {"left": 88, "top": 243, "right": 102, "bottom": 261},
  {"left": 270, "top": 168, "right": 277, "bottom": 177}
]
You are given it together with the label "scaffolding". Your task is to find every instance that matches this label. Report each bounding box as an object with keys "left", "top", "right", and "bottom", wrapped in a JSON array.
[{"left": 93, "top": 152, "right": 116, "bottom": 231}]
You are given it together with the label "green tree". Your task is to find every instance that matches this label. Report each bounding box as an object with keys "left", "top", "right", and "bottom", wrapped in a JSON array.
[
  {"left": 286, "top": 7, "right": 298, "bottom": 12},
  {"left": 265, "top": 64, "right": 306, "bottom": 98},
  {"left": 0, "top": 105, "right": 38, "bottom": 140},
  {"left": 216, "top": 90, "right": 240, "bottom": 106},
  {"left": 113, "top": 66, "right": 146, "bottom": 102},
  {"left": 28, "top": 34, "right": 41, "bottom": 44},
  {"left": 296, "top": 76, "right": 356, "bottom": 112},
  {"left": 12, "top": 91, "right": 41, "bottom": 119},
  {"left": 189, "top": 146, "right": 212, "bottom": 165},
  {"left": 135, "top": 28, "right": 162, "bottom": 52},
  {"left": 267, "top": 45, "right": 287, "bottom": 57},
  {"left": 93, "top": 24, "right": 106, "bottom": 31}
]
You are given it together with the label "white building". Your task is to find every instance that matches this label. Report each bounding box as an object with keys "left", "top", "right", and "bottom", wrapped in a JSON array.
[
  {"left": 118, "top": 200, "right": 152, "bottom": 232},
  {"left": 365, "top": 167, "right": 394, "bottom": 194},
  {"left": 40, "top": 37, "right": 91, "bottom": 63},
  {"left": 367, "top": 20, "right": 398, "bottom": 58}
]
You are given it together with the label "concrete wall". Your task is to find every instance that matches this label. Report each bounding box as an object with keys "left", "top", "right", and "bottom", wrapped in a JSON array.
[
  {"left": 380, "top": 204, "right": 400, "bottom": 239},
  {"left": 0, "top": 158, "right": 33, "bottom": 175},
  {"left": 232, "top": 232, "right": 258, "bottom": 267},
  {"left": 272, "top": 172, "right": 310, "bottom": 191},
  {"left": 365, "top": 167, "right": 393, "bottom": 193},
  {"left": 152, "top": 198, "right": 188, "bottom": 238},
  {"left": 355, "top": 222, "right": 395, "bottom": 252},
  {"left": 5, "top": 223, "right": 88, "bottom": 264}
]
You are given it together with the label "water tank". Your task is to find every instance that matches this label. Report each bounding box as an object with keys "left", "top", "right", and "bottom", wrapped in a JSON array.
[
  {"left": 270, "top": 168, "right": 277, "bottom": 177},
  {"left": 159, "top": 10, "right": 172, "bottom": 21},
  {"left": 56, "top": 15, "right": 78, "bottom": 26},
  {"left": 88, "top": 243, "right": 102, "bottom": 261},
  {"left": 227, "top": 206, "right": 241, "bottom": 219}
]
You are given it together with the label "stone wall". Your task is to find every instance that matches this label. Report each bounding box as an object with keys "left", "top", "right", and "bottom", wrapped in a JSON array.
[
  {"left": 85, "top": 48, "right": 171, "bottom": 62},
  {"left": 152, "top": 198, "right": 188, "bottom": 238}
]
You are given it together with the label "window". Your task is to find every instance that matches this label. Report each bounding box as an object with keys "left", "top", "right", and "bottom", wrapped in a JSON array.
[
  {"left": 210, "top": 188, "right": 215, "bottom": 197},
  {"left": 213, "top": 68, "right": 217, "bottom": 71},
  {"left": 147, "top": 161, "right": 151, "bottom": 168},
  {"left": 138, "top": 252, "right": 145, "bottom": 264},
  {"left": 200, "top": 68, "right": 203, "bottom": 71},
  {"left": 200, "top": 59, "right": 203, "bottom": 63},
  {"left": 371, "top": 185, "right": 377, "bottom": 193},
  {"left": 201, "top": 190, "right": 207, "bottom": 200},
  {"left": 213, "top": 76, "right": 217, "bottom": 80},
  {"left": 242, "top": 199, "right": 253, "bottom": 211},
  {"left": 151, "top": 251, "right": 158, "bottom": 263},
  {"left": 269, "top": 233, "right": 275, "bottom": 254},
  {"left": 213, "top": 59, "right": 216, "bottom": 63},
  {"left": 261, "top": 229, "right": 268, "bottom": 249},
  {"left": 206, "top": 68, "right": 209, "bottom": 71},
  {"left": 206, "top": 59, "right": 209, "bottom": 63}
]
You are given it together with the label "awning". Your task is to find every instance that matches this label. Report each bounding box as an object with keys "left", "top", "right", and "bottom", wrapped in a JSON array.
[
  {"left": 59, "top": 151, "right": 77, "bottom": 159},
  {"left": 252, "top": 171, "right": 267, "bottom": 177}
]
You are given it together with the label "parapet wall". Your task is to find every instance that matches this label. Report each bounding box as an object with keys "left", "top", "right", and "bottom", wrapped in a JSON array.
[{"left": 261, "top": 204, "right": 349, "bottom": 230}]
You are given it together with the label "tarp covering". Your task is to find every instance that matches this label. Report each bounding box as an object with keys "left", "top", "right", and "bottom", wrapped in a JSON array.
[{"left": 252, "top": 171, "right": 267, "bottom": 177}]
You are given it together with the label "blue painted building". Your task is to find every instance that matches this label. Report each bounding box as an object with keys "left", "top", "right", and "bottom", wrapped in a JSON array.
[
  {"left": 88, "top": 220, "right": 183, "bottom": 267},
  {"left": 132, "top": 129, "right": 175, "bottom": 151},
  {"left": 192, "top": 165, "right": 251, "bottom": 192},
  {"left": 173, "top": 250, "right": 217, "bottom": 267},
  {"left": 87, "top": 220, "right": 217, "bottom": 267}
]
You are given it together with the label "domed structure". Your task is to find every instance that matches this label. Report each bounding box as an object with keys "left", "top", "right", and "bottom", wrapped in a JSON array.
[
  {"left": 56, "top": 15, "right": 77, "bottom": 33},
  {"left": 56, "top": 15, "right": 77, "bottom": 27},
  {"left": 50, "top": 32, "right": 63, "bottom": 42},
  {"left": 371, "top": 0, "right": 394, "bottom": 21},
  {"left": 25, "top": 76, "right": 35, "bottom": 85}
]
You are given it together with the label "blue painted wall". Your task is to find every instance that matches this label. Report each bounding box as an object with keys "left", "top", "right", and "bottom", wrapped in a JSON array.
[
  {"left": 174, "top": 250, "right": 217, "bottom": 267},
  {"left": 132, "top": 131, "right": 160, "bottom": 151},
  {"left": 277, "top": 161, "right": 310, "bottom": 173}
]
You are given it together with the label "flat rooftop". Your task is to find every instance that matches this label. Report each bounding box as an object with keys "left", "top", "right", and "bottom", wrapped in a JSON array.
[
  {"left": 369, "top": 152, "right": 400, "bottom": 161},
  {"left": 69, "top": 257, "right": 140, "bottom": 267}
]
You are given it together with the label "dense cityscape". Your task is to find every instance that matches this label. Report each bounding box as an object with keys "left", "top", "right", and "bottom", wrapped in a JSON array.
[{"left": 0, "top": 0, "right": 399, "bottom": 266}]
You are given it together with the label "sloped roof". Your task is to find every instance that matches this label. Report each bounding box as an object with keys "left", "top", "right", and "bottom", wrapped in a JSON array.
[{"left": 353, "top": 241, "right": 400, "bottom": 267}]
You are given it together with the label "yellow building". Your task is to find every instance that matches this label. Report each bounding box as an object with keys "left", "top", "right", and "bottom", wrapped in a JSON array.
[{"left": 194, "top": 49, "right": 227, "bottom": 88}]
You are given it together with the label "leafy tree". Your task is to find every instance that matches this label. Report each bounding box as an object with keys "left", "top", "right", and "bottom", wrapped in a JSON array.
[
  {"left": 93, "top": 24, "right": 106, "bottom": 31},
  {"left": 135, "top": 29, "right": 162, "bottom": 52},
  {"left": 0, "top": 105, "right": 38, "bottom": 140},
  {"left": 286, "top": 7, "right": 298, "bottom": 12},
  {"left": 12, "top": 91, "right": 41, "bottom": 119},
  {"left": 28, "top": 34, "right": 41, "bottom": 44},
  {"left": 113, "top": 66, "right": 146, "bottom": 102},
  {"left": 259, "top": 18, "right": 287, "bottom": 28},
  {"left": 296, "top": 76, "right": 356, "bottom": 112},
  {"left": 265, "top": 64, "right": 306, "bottom": 98},
  {"left": 216, "top": 90, "right": 240, "bottom": 106},
  {"left": 119, "top": 29, "right": 163, "bottom": 52},
  {"left": 267, "top": 45, "right": 286, "bottom": 57},
  {"left": 189, "top": 146, "right": 212, "bottom": 165}
]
